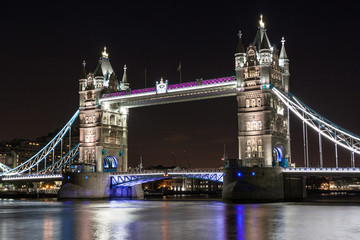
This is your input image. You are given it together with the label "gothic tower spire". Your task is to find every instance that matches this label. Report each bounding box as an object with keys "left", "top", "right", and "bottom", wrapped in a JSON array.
[
  {"left": 236, "top": 16, "right": 291, "bottom": 168},
  {"left": 119, "top": 64, "right": 130, "bottom": 91},
  {"left": 279, "top": 37, "right": 290, "bottom": 92}
]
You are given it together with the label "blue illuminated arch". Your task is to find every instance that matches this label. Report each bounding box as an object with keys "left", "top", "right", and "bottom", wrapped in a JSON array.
[
  {"left": 273, "top": 147, "right": 283, "bottom": 162},
  {"left": 103, "top": 156, "right": 118, "bottom": 172}
]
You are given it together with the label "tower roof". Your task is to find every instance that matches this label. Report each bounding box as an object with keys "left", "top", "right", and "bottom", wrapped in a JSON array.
[
  {"left": 236, "top": 31, "right": 245, "bottom": 53},
  {"left": 253, "top": 15, "right": 271, "bottom": 52},
  {"left": 260, "top": 32, "right": 270, "bottom": 50},
  {"left": 94, "top": 47, "right": 115, "bottom": 79},
  {"left": 280, "top": 37, "right": 288, "bottom": 59}
]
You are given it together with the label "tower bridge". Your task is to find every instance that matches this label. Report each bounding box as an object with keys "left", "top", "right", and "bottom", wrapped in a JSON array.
[{"left": 1, "top": 16, "right": 360, "bottom": 201}]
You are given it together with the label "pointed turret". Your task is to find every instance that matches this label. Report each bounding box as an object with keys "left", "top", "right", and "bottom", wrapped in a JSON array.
[
  {"left": 279, "top": 37, "right": 288, "bottom": 60},
  {"left": 279, "top": 37, "right": 289, "bottom": 73},
  {"left": 122, "top": 65, "right": 127, "bottom": 83},
  {"left": 79, "top": 61, "right": 87, "bottom": 91},
  {"left": 236, "top": 31, "right": 245, "bottom": 54},
  {"left": 235, "top": 31, "right": 246, "bottom": 69},
  {"left": 279, "top": 37, "right": 290, "bottom": 92},
  {"left": 119, "top": 65, "right": 130, "bottom": 91},
  {"left": 235, "top": 31, "right": 247, "bottom": 89}
]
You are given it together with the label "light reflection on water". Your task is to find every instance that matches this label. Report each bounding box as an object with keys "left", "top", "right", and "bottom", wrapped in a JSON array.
[{"left": 1, "top": 198, "right": 360, "bottom": 240}]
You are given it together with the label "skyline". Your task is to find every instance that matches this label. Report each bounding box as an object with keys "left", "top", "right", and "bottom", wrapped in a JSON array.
[{"left": 1, "top": 2, "right": 360, "bottom": 168}]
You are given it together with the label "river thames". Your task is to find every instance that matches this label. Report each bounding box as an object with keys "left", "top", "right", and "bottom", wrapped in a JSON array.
[{"left": 1, "top": 197, "right": 360, "bottom": 240}]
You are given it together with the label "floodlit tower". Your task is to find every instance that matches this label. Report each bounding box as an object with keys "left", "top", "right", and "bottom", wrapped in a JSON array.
[
  {"left": 78, "top": 47, "right": 129, "bottom": 172},
  {"left": 236, "top": 15, "right": 291, "bottom": 167}
]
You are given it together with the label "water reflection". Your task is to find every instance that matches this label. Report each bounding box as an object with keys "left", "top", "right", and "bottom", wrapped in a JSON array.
[
  {"left": 1, "top": 199, "right": 360, "bottom": 240},
  {"left": 235, "top": 205, "right": 245, "bottom": 240},
  {"left": 43, "top": 212, "right": 53, "bottom": 240}
]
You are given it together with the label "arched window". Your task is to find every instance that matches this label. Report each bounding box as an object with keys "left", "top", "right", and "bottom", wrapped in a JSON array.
[{"left": 110, "top": 115, "right": 115, "bottom": 125}]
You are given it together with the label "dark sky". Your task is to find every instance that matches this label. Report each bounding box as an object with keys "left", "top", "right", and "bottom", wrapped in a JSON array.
[{"left": 1, "top": 1, "right": 359, "bottom": 168}]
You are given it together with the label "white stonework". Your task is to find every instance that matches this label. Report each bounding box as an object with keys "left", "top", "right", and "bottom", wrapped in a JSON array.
[
  {"left": 78, "top": 52, "right": 129, "bottom": 173},
  {"left": 236, "top": 17, "right": 291, "bottom": 167}
]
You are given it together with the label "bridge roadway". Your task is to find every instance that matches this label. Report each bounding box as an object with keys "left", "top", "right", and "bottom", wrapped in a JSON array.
[
  {"left": 3, "top": 168, "right": 360, "bottom": 184},
  {"left": 1, "top": 173, "right": 63, "bottom": 182},
  {"left": 99, "top": 76, "right": 237, "bottom": 107},
  {"left": 111, "top": 169, "right": 224, "bottom": 187}
]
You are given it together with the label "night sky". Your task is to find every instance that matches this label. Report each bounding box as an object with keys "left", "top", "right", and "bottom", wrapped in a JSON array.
[{"left": 1, "top": 1, "right": 359, "bottom": 168}]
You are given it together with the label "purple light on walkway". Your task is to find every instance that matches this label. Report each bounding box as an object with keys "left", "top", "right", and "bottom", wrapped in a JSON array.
[{"left": 101, "top": 76, "right": 236, "bottom": 99}]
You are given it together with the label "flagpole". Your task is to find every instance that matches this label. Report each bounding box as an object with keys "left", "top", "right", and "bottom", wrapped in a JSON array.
[
  {"left": 144, "top": 66, "right": 147, "bottom": 88},
  {"left": 178, "top": 61, "right": 182, "bottom": 83}
]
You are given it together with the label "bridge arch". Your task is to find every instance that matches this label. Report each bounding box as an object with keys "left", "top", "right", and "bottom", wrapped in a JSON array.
[{"left": 103, "top": 156, "right": 118, "bottom": 172}]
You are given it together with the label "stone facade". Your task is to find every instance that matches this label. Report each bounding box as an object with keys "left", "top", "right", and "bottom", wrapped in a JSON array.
[
  {"left": 78, "top": 49, "right": 129, "bottom": 173},
  {"left": 235, "top": 17, "right": 291, "bottom": 168}
]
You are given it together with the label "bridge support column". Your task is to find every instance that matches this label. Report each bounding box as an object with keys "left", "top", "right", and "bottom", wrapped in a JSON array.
[
  {"left": 222, "top": 159, "right": 306, "bottom": 202},
  {"left": 58, "top": 173, "right": 144, "bottom": 199},
  {"left": 58, "top": 172, "right": 111, "bottom": 199}
]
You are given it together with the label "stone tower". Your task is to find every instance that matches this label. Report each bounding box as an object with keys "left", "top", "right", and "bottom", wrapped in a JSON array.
[
  {"left": 78, "top": 47, "right": 129, "bottom": 173},
  {"left": 236, "top": 15, "right": 291, "bottom": 167}
]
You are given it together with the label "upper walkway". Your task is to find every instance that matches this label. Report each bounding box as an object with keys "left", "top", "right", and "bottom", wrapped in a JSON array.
[{"left": 100, "top": 76, "right": 237, "bottom": 107}]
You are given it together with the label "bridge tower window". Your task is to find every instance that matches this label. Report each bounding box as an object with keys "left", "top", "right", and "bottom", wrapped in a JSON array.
[
  {"left": 257, "top": 98, "right": 261, "bottom": 107},
  {"left": 251, "top": 99, "right": 256, "bottom": 107},
  {"left": 110, "top": 115, "right": 115, "bottom": 125}
]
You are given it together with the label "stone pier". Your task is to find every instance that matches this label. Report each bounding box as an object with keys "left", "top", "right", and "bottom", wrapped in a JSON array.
[
  {"left": 222, "top": 159, "right": 306, "bottom": 202},
  {"left": 58, "top": 173, "right": 144, "bottom": 199}
]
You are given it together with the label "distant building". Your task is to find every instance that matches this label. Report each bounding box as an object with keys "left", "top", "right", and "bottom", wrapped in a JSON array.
[
  {"left": 0, "top": 151, "right": 17, "bottom": 168},
  {"left": 0, "top": 126, "right": 79, "bottom": 171},
  {"left": 0, "top": 139, "right": 44, "bottom": 166}
]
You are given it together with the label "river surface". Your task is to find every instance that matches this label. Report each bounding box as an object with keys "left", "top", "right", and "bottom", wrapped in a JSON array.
[{"left": 1, "top": 197, "right": 360, "bottom": 240}]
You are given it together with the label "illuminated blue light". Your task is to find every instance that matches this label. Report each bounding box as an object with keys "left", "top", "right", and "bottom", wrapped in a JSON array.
[
  {"left": 67, "top": 176, "right": 70, "bottom": 179},
  {"left": 252, "top": 172, "right": 255, "bottom": 176},
  {"left": 85, "top": 176, "right": 88, "bottom": 179},
  {"left": 237, "top": 172, "right": 242, "bottom": 177}
]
